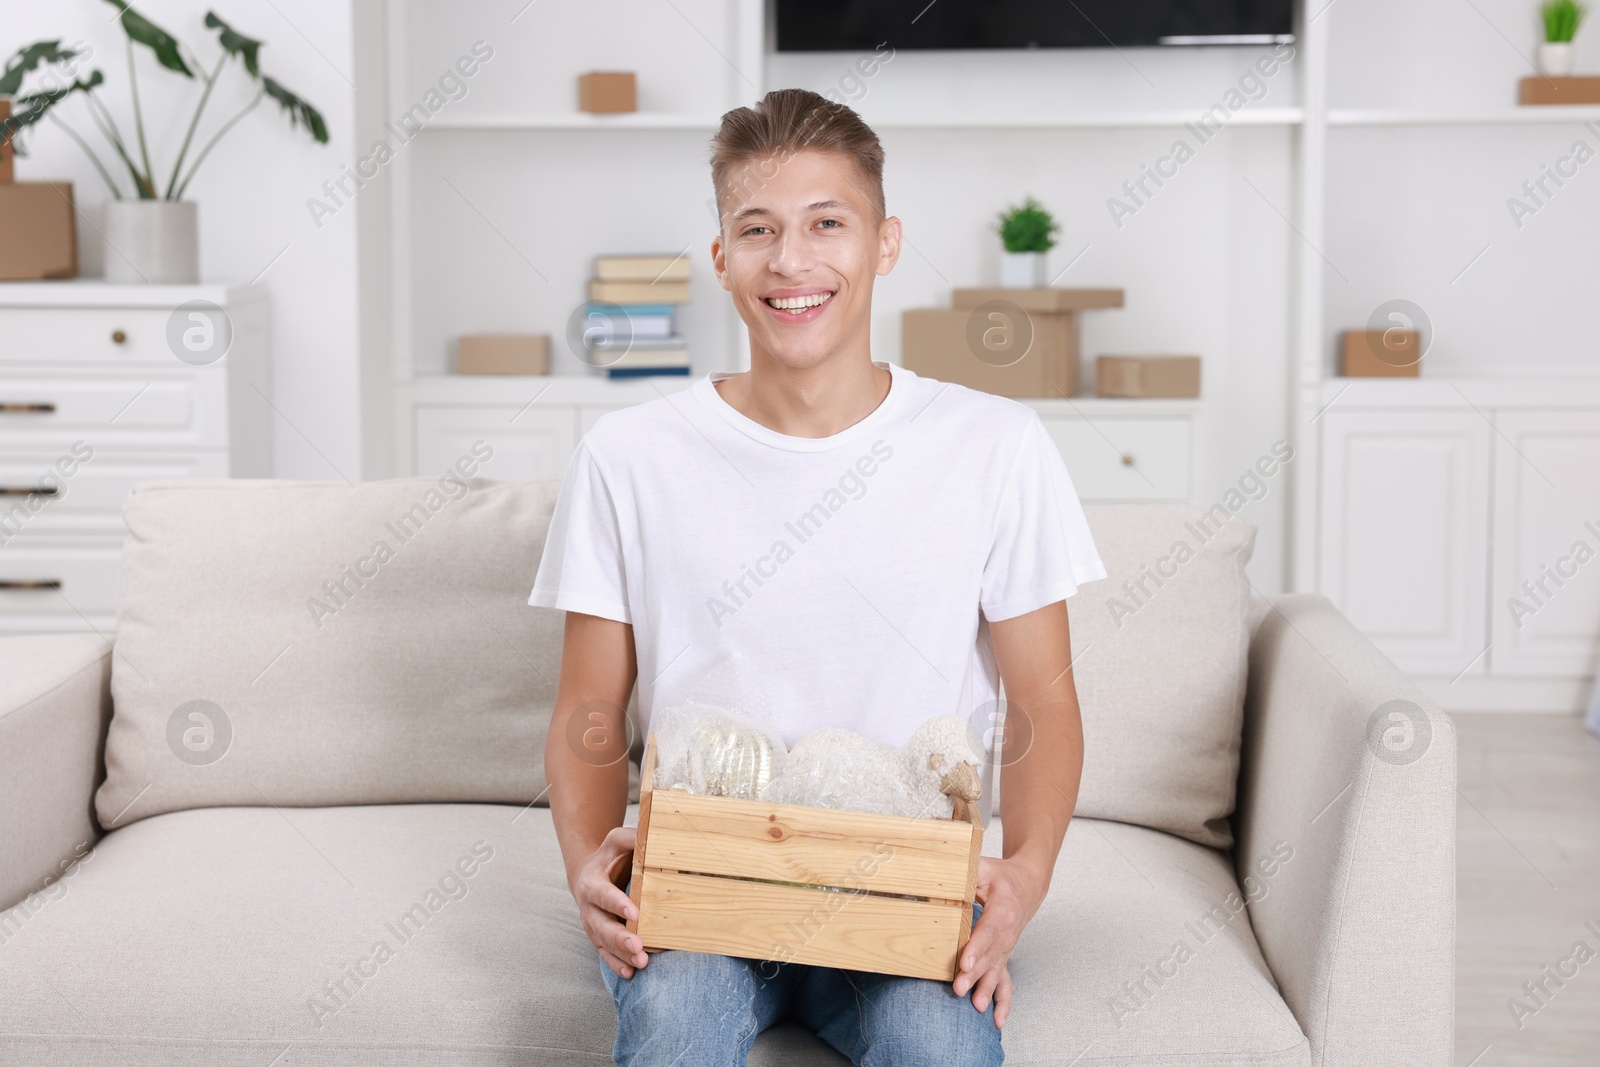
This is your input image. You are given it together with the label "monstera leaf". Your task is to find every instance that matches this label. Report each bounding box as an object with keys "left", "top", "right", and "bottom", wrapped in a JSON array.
[
  {"left": 0, "top": 70, "right": 106, "bottom": 156},
  {"left": 0, "top": 41, "right": 84, "bottom": 97},
  {"left": 262, "top": 76, "right": 329, "bottom": 144},
  {"left": 203, "top": 11, "right": 260, "bottom": 76},
  {"left": 104, "top": 0, "right": 194, "bottom": 76}
]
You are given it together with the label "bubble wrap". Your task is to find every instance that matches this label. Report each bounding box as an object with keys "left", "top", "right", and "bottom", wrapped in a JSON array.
[
  {"left": 650, "top": 652, "right": 989, "bottom": 820},
  {"left": 763, "top": 714, "right": 987, "bottom": 820}
]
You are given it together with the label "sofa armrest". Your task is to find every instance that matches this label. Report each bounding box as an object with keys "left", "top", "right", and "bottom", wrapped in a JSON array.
[
  {"left": 0, "top": 633, "right": 114, "bottom": 913},
  {"left": 1236, "top": 594, "right": 1455, "bottom": 1067}
]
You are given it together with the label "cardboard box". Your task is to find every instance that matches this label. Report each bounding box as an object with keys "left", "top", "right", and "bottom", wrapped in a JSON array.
[
  {"left": 456, "top": 334, "right": 550, "bottom": 375},
  {"left": 0, "top": 181, "right": 78, "bottom": 281},
  {"left": 624, "top": 733, "right": 982, "bottom": 981},
  {"left": 1341, "top": 330, "right": 1421, "bottom": 377},
  {"left": 1518, "top": 76, "right": 1600, "bottom": 105},
  {"left": 951, "top": 287, "right": 1124, "bottom": 314},
  {"left": 902, "top": 306, "right": 1077, "bottom": 398},
  {"left": 578, "top": 72, "right": 637, "bottom": 114},
  {"left": 0, "top": 100, "right": 14, "bottom": 185},
  {"left": 1095, "top": 355, "right": 1201, "bottom": 398}
]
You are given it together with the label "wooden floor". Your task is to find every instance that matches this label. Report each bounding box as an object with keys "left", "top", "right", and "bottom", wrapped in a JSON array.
[{"left": 1455, "top": 712, "right": 1600, "bottom": 1066}]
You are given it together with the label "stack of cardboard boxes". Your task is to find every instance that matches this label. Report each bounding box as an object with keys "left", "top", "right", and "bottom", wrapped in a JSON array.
[
  {"left": 0, "top": 100, "right": 77, "bottom": 282},
  {"left": 903, "top": 287, "right": 1205, "bottom": 399}
]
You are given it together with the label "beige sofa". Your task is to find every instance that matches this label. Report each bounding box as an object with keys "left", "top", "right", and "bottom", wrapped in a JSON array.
[{"left": 0, "top": 477, "right": 1455, "bottom": 1066}]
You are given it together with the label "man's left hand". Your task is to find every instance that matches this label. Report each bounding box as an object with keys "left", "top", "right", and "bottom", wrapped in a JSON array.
[{"left": 952, "top": 854, "right": 1049, "bottom": 1029}]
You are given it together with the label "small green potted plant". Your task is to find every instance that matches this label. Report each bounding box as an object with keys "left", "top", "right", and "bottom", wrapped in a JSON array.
[
  {"left": 1538, "top": 0, "right": 1588, "bottom": 75},
  {"left": 995, "top": 195, "right": 1060, "bottom": 288},
  {"left": 0, "top": 0, "right": 328, "bottom": 284}
]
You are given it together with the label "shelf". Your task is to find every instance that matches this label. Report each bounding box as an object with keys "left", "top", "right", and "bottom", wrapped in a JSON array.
[
  {"left": 1328, "top": 107, "right": 1600, "bottom": 126},
  {"left": 421, "top": 109, "right": 1305, "bottom": 132},
  {"left": 872, "top": 109, "right": 1304, "bottom": 129},
  {"left": 421, "top": 113, "right": 726, "bottom": 130},
  {"left": 0, "top": 280, "right": 265, "bottom": 308},
  {"left": 407, "top": 373, "right": 1203, "bottom": 412},
  {"left": 408, "top": 373, "right": 696, "bottom": 405},
  {"left": 1316, "top": 376, "right": 1600, "bottom": 407}
]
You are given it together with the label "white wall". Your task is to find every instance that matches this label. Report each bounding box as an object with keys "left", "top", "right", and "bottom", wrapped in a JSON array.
[{"left": 3, "top": 0, "right": 364, "bottom": 480}]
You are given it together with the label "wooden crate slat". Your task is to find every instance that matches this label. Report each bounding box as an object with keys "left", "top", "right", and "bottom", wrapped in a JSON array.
[
  {"left": 645, "top": 788, "right": 975, "bottom": 899},
  {"left": 637, "top": 869, "right": 968, "bottom": 981}
]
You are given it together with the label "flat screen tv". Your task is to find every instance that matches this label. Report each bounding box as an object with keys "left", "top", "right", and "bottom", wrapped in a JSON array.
[{"left": 774, "top": 1, "right": 1296, "bottom": 50}]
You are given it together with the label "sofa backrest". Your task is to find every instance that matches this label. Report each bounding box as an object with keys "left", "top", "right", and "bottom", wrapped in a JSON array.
[
  {"left": 96, "top": 476, "right": 565, "bottom": 830},
  {"left": 1064, "top": 504, "right": 1256, "bottom": 849},
  {"left": 97, "top": 480, "right": 1255, "bottom": 850}
]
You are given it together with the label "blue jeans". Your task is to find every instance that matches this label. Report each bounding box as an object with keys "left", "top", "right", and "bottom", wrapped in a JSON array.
[{"left": 600, "top": 882, "right": 1003, "bottom": 1066}]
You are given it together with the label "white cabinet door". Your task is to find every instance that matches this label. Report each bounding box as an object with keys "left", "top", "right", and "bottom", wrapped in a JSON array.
[
  {"left": 413, "top": 407, "right": 576, "bottom": 482},
  {"left": 1489, "top": 409, "right": 1600, "bottom": 676},
  {"left": 1319, "top": 410, "right": 1491, "bottom": 675}
]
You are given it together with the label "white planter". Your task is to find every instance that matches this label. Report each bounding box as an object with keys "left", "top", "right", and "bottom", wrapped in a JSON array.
[
  {"left": 1538, "top": 42, "right": 1575, "bottom": 76},
  {"left": 103, "top": 200, "right": 199, "bottom": 284},
  {"left": 1000, "top": 250, "right": 1048, "bottom": 288}
]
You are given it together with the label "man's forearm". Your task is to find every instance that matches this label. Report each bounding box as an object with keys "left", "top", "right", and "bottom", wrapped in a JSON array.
[
  {"left": 996, "top": 690, "right": 1083, "bottom": 891},
  {"left": 546, "top": 706, "right": 631, "bottom": 892},
  {"left": 543, "top": 612, "right": 639, "bottom": 894}
]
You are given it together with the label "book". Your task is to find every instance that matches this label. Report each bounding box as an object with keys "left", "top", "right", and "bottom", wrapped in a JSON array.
[
  {"left": 582, "top": 313, "right": 673, "bottom": 343},
  {"left": 594, "top": 345, "right": 690, "bottom": 369},
  {"left": 595, "top": 254, "right": 691, "bottom": 282},
  {"left": 603, "top": 365, "right": 692, "bottom": 379},
  {"left": 589, "top": 279, "right": 690, "bottom": 304},
  {"left": 608, "top": 335, "right": 688, "bottom": 349},
  {"left": 585, "top": 302, "right": 678, "bottom": 318}
]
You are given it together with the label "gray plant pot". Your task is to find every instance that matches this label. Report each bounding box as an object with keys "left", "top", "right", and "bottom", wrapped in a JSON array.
[{"left": 103, "top": 200, "right": 199, "bottom": 284}]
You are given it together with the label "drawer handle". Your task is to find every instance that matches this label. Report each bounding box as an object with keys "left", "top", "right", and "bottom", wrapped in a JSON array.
[
  {"left": 1121, "top": 453, "right": 1136, "bottom": 466},
  {"left": 0, "top": 486, "right": 58, "bottom": 497},
  {"left": 0, "top": 403, "right": 56, "bottom": 414},
  {"left": 112, "top": 329, "right": 128, "bottom": 344},
  {"left": 0, "top": 579, "right": 62, "bottom": 591}
]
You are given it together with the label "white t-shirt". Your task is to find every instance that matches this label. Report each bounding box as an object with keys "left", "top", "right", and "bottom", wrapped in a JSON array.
[{"left": 528, "top": 358, "right": 1106, "bottom": 820}]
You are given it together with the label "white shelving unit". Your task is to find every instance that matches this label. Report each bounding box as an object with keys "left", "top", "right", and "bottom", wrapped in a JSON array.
[
  {"left": 364, "top": 1, "right": 1599, "bottom": 707},
  {"left": 1292, "top": 4, "right": 1600, "bottom": 709}
]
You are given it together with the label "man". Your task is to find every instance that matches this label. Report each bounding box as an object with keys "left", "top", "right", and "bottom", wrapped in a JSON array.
[{"left": 530, "top": 87, "right": 1104, "bottom": 1066}]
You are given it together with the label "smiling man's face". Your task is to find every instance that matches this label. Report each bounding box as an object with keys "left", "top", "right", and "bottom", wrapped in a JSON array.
[{"left": 711, "top": 148, "right": 901, "bottom": 374}]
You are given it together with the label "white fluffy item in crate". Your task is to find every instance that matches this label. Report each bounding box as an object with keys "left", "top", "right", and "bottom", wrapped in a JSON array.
[{"left": 763, "top": 715, "right": 985, "bottom": 820}]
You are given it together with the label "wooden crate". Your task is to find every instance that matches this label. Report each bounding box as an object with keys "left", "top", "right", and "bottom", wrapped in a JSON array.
[{"left": 618, "top": 732, "right": 982, "bottom": 981}]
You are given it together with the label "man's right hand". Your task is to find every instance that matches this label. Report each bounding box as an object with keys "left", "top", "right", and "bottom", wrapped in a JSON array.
[{"left": 575, "top": 825, "right": 648, "bottom": 978}]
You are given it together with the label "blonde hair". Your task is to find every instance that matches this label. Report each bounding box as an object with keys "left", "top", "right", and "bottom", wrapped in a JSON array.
[{"left": 708, "top": 88, "right": 886, "bottom": 232}]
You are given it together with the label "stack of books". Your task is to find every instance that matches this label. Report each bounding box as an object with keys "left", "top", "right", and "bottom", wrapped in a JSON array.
[{"left": 584, "top": 254, "right": 691, "bottom": 378}]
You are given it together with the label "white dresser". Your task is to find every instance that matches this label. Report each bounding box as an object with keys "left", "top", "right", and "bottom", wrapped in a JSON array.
[
  {"left": 1314, "top": 377, "right": 1600, "bottom": 712},
  {"left": 0, "top": 282, "right": 269, "bottom": 634},
  {"left": 400, "top": 375, "right": 1199, "bottom": 503}
]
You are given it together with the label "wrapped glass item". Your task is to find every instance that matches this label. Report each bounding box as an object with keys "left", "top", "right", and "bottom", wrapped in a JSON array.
[{"left": 652, "top": 651, "right": 786, "bottom": 800}]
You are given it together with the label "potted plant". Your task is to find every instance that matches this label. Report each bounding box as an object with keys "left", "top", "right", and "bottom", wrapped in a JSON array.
[
  {"left": 1538, "top": 0, "right": 1588, "bottom": 75},
  {"left": 995, "top": 195, "right": 1060, "bottom": 288},
  {"left": 0, "top": 1, "right": 328, "bottom": 284}
]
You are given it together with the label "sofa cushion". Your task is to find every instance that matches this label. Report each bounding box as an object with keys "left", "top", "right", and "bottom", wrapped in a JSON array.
[
  {"left": 95, "top": 477, "right": 593, "bottom": 830},
  {"left": 1038, "top": 503, "right": 1257, "bottom": 848},
  {"left": 0, "top": 803, "right": 1306, "bottom": 1065}
]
